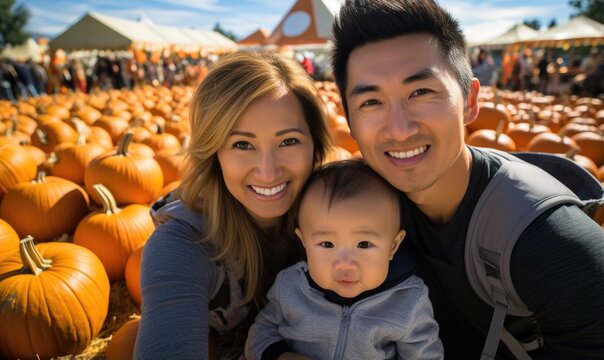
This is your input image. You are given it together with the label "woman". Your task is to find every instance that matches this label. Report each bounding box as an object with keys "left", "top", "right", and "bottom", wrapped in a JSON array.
[{"left": 134, "top": 51, "right": 332, "bottom": 359}]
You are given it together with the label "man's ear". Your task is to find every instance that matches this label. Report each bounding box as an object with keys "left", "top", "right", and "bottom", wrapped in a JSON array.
[
  {"left": 390, "top": 229, "right": 406, "bottom": 260},
  {"left": 463, "top": 78, "right": 480, "bottom": 126},
  {"left": 295, "top": 228, "right": 306, "bottom": 249}
]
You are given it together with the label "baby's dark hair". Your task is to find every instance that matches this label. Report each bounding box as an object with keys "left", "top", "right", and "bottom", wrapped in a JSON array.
[{"left": 293, "top": 159, "right": 402, "bottom": 227}]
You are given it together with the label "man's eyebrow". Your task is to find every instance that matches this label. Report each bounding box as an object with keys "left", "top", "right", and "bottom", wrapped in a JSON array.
[
  {"left": 348, "top": 68, "right": 437, "bottom": 98},
  {"left": 403, "top": 68, "right": 437, "bottom": 84}
]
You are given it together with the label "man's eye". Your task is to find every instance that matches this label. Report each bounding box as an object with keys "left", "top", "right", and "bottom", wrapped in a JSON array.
[
  {"left": 281, "top": 138, "right": 300, "bottom": 146},
  {"left": 361, "top": 99, "right": 380, "bottom": 107},
  {"left": 358, "top": 241, "right": 373, "bottom": 249},
  {"left": 411, "top": 88, "right": 432, "bottom": 97},
  {"left": 319, "top": 241, "right": 334, "bottom": 248},
  {"left": 233, "top": 141, "right": 252, "bottom": 150}
]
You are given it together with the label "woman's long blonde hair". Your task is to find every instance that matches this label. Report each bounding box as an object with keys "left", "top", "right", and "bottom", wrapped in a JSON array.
[{"left": 180, "top": 51, "right": 332, "bottom": 303}]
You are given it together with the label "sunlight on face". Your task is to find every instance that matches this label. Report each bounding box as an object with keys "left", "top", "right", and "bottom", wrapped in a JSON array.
[{"left": 296, "top": 183, "right": 405, "bottom": 298}]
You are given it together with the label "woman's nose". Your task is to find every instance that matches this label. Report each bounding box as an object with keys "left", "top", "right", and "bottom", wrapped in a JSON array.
[{"left": 254, "top": 150, "right": 282, "bottom": 182}]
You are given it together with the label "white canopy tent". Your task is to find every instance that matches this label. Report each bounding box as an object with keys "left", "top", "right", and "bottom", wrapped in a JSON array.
[
  {"left": 478, "top": 24, "right": 539, "bottom": 49},
  {"left": 1, "top": 38, "right": 44, "bottom": 61},
  {"left": 49, "top": 12, "right": 238, "bottom": 52},
  {"left": 519, "top": 15, "right": 604, "bottom": 47}
]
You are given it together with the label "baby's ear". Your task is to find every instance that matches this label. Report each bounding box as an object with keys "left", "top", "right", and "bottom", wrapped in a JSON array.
[
  {"left": 295, "top": 228, "right": 306, "bottom": 248},
  {"left": 390, "top": 229, "right": 406, "bottom": 260}
]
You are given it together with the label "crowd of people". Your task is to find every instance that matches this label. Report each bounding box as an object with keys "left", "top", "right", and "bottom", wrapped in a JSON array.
[
  {"left": 471, "top": 46, "right": 604, "bottom": 96},
  {"left": 0, "top": 51, "right": 214, "bottom": 101}
]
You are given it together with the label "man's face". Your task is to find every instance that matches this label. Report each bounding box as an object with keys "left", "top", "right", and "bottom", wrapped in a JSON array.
[{"left": 345, "top": 33, "right": 478, "bottom": 201}]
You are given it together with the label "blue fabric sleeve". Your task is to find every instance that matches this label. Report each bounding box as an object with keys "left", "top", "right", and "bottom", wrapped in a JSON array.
[{"left": 134, "top": 218, "right": 217, "bottom": 359}]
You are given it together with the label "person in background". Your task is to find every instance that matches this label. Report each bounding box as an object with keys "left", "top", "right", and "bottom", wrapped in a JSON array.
[
  {"left": 134, "top": 50, "right": 332, "bottom": 359},
  {"left": 331, "top": 0, "right": 604, "bottom": 358},
  {"left": 245, "top": 160, "right": 443, "bottom": 360},
  {"left": 471, "top": 48, "right": 496, "bottom": 87}
]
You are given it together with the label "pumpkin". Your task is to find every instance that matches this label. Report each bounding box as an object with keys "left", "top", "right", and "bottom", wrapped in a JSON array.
[
  {"left": 0, "top": 218, "right": 19, "bottom": 262},
  {"left": 559, "top": 148, "right": 600, "bottom": 180},
  {"left": 73, "top": 184, "right": 154, "bottom": 281},
  {"left": 467, "top": 119, "right": 516, "bottom": 152},
  {"left": 331, "top": 123, "right": 359, "bottom": 154},
  {"left": 0, "top": 236, "right": 110, "bottom": 359},
  {"left": 0, "top": 143, "right": 37, "bottom": 199},
  {"left": 154, "top": 137, "right": 187, "bottom": 186},
  {"left": 93, "top": 115, "right": 130, "bottom": 146},
  {"left": 527, "top": 132, "right": 578, "bottom": 154},
  {"left": 31, "top": 120, "right": 78, "bottom": 153},
  {"left": 0, "top": 171, "right": 90, "bottom": 242},
  {"left": 85, "top": 132, "right": 163, "bottom": 205},
  {"left": 52, "top": 120, "right": 106, "bottom": 185},
  {"left": 505, "top": 121, "right": 550, "bottom": 151},
  {"left": 467, "top": 102, "right": 510, "bottom": 134},
  {"left": 323, "top": 145, "right": 353, "bottom": 164},
  {"left": 142, "top": 124, "right": 181, "bottom": 153},
  {"left": 125, "top": 245, "right": 144, "bottom": 305},
  {"left": 572, "top": 131, "right": 604, "bottom": 167},
  {"left": 105, "top": 317, "right": 140, "bottom": 360}
]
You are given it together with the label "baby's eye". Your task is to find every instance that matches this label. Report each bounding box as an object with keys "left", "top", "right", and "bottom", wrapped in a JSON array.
[
  {"left": 281, "top": 138, "right": 300, "bottom": 146},
  {"left": 233, "top": 141, "right": 253, "bottom": 150},
  {"left": 358, "top": 241, "right": 373, "bottom": 249},
  {"left": 319, "top": 241, "right": 334, "bottom": 248}
]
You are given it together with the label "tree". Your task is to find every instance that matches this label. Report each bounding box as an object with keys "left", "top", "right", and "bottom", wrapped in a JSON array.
[
  {"left": 547, "top": 18, "right": 558, "bottom": 28},
  {"left": 523, "top": 18, "right": 541, "bottom": 30},
  {"left": 212, "top": 22, "right": 238, "bottom": 42},
  {"left": 0, "top": 0, "right": 31, "bottom": 50},
  {"left": 569, "top": 0, "right": 604, "bottom": 23}
]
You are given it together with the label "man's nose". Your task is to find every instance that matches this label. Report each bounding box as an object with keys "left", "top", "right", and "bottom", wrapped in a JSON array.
[{"left": 383, "top": 103, "right": 420, "bottom": 141}]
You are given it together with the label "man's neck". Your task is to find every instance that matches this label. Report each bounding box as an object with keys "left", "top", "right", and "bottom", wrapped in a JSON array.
[{"left": 407, "top": 146, "right": 473, "bottom": 225}]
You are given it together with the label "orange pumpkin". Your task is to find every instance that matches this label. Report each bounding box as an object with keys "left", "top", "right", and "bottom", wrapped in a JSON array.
[
  {"left": 527, "top": 132, "right": 578, "bottom": 154},
  {"left": 0, "top": 218, "right": 18, "bottom": 262},
  {"left": 0, "top": 171, "right": 90, "bottom": 242},
  {"left": 0, "top": 236, "right": 110, "bottom": 359},
  {"left": 85, "top": 132, "right": 163, "bottom": 205},
  {"left": 105, "top": 318, "right": 140, "bottom": 360},
  {"left": 505, "top": 122, "right": 551, "bottom": 151},
  {"left": 125, "top": 245, "right": 144, "bottom": 305},
  {"left": 0, "top": 143, "right": 37, "bottom": 199},
  {"left": 467, "top": 119, "right": 516, "bottom": 152},
  {"left": 73, "top": 184, "right": 154, "bottom": 281},
  {"left": 572, "top": 132, "right": 604, "bottom": 167},
  {"left": 467, "top": 102, "right": 510, "bottom": 134}
]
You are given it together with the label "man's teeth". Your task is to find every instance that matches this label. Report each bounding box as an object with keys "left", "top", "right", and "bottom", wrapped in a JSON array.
[
  {"left": 251, "top": 183, "right": 287, "bottom": 196},
  {"left": 388, "top": 146, "right": 427, "bottom": 159}
]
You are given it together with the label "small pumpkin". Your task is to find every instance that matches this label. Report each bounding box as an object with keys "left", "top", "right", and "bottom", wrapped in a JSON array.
[
  {"left": 0, "top": 143, "right": 37, "bottom": 199},
  {"left": 467, "top": 119, "right": 517, "bottom": 152},
  {"left": 0, "top": 218, "right": 19, "bottom": 262},
  {"left": 125, "top": 245, "right": 144, "bottom": 305},
  {"left": 105, "top": 317, "right": 140, "bottom": 360}
]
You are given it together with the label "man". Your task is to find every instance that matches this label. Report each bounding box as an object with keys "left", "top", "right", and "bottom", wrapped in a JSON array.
[{"left": 331, "top": 0, "right": 604, "bottom": 359}]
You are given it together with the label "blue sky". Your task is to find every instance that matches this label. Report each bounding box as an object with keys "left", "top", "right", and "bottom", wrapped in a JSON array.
[{"left": 16, "top": 0, "right": 576, "bottom": 44}]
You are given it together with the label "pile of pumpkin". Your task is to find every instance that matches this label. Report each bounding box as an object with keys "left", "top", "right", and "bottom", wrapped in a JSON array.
[{"left": 1, "top": 82, "right": 603, "bottom": 359}]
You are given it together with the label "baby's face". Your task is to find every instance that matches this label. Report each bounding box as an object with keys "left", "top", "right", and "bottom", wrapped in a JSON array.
[{"left": 296, "top": 185, "right": 405, "bottom": 298}]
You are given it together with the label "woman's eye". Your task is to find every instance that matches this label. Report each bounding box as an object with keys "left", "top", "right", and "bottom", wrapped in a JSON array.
[
  {"left": 233, "top": 141, "right": 252, "bottom": 150},
  {"left": 281, "top": 138, "right": 300, "bottom": 146},
  {"left": 411, "top": 88, "right": 432, "bottom": 97},
  {"left": 358, "top": 241, "right": 373, "bottom": 249},
  {"left": 319, "top": 241, "right": 334, "bottom": 248}
]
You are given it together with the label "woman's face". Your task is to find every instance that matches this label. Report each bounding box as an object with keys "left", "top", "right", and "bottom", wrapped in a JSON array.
[{"left": 217, "top": 89, "right": 314, "bottom": 229}]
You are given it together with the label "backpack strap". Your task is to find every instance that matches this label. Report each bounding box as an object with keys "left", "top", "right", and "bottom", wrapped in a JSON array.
[{"left": 465, "top": 149, "right": 603, "bottom": 359}]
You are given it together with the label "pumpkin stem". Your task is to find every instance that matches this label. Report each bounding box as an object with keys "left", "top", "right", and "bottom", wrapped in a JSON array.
[
  {"left": 35, "top": 128, "right": 49, "bottom": 145},
  {"left": 25, "top": 237, "right": 53, "bottom": 267},
  {"left": 93, "top": 183, "right": 120, "bottom": 215},
  {"left": 565, "top": 147, "right": 580, "bottom": 160},
  {"left": 34, "top": 171, "right": 47, "bottom": 183},
  {"left": 117, "top": 131, "right": 133, "bottom": 156},
  {"left": 70, "top": 118, "right": 88, "bottom": 145},
  {"left": 494, "top": 119, "right": 505, "bottom": 141},
  {"left": 19, "top": 236, "right": 43, "bottom": 276}
]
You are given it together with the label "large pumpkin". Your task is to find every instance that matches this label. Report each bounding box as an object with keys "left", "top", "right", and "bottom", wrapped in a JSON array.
[
  {"left": 0, "top": 172, "right": 90, "bottom": 242},
  {"left": 0, "top": 236, "right": 110, "bottom": 359},
  {"left": 74, "top": 184, "right": 154, "bottom": 281}
]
